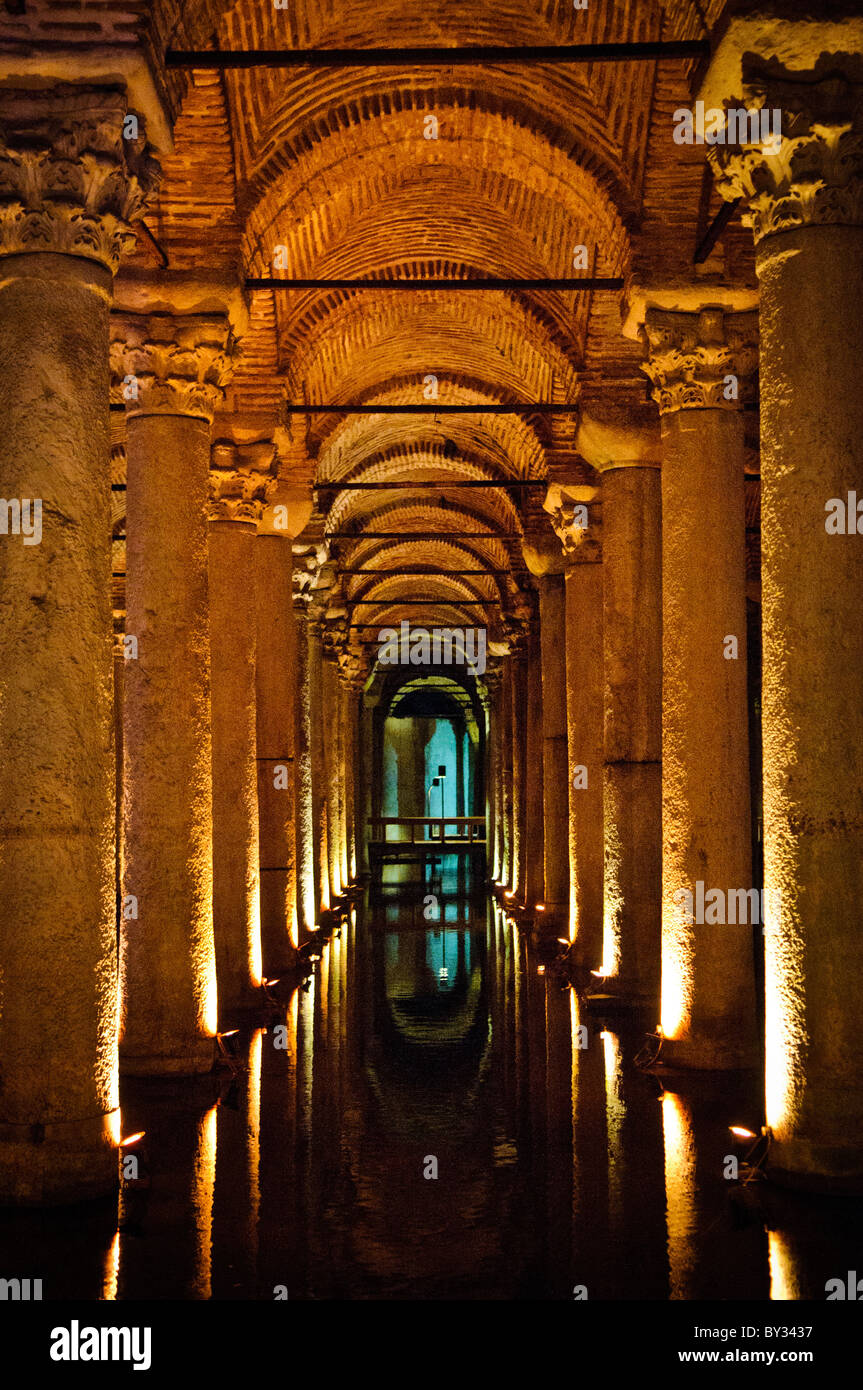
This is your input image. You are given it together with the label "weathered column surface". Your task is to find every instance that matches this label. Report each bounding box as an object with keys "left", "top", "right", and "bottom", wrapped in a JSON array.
[
  {"left": 113, "top": 311, "right": 233, "bottom": 1075},
  {"left": 592, "top": 450, "right": 662, "bottom": 1006},
  {"left": 509, "top": 644, "right": 527, "bottom": 899},
  {"left": 643, "top": 307, "right": 758, "bottom": 1069},
  {"left": 544, "top": 486, "right": 604, "bottom": 964},
  {"left": 522, "top": 622, "right": 545, "bottom": 910},
  {"left": 292, "top": 595, "right": 317, "bottom": 934},
  {"left": 0, "top": 88, "right": 157, "bottom": 1202},
  {"left": 209, "top": 451, "right": 273, "bottom": 1015},
  {"left": 538, "top": 574, "right": 568, "bottom": 926},
  {"left": 255, "top": 529, "right": 298, "bottom": 970},
  {"left": 707, "top": 36, "right": 863, "bottom": 1182}
]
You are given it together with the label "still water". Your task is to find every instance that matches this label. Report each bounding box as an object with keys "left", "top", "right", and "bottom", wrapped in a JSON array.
[{"left": 3, "top": 857, "right": 862, "bottom": 1300}]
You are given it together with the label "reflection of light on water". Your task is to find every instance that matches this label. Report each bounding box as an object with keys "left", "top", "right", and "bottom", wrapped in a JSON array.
[
  {"left": 248, "top": 1029, "right": 262, "bottom": 1247},
  {"left": 662, "top": 1091, "right": 697, "bottom": 1301},
  {"left": 768, "top": 1228, "right": 801, "bottom": 1301},
  {"left": 101, "top": 1229, "right": 120, "bottom": 1301},
  {"left": 192, "top": 1103, "right": 218, "bottom": 1299},
  {"left": 601, "top": 1030, "right": 625, "bottom": 1228}
]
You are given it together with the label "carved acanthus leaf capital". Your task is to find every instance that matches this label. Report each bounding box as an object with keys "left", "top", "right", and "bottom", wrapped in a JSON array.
[
  {"left": 710, "top": 74, "right": 863, "bottom": 242},
  {"left": 110, "top": 312, "right": 237, "bottom": 423},
  {"left": 208, "top": 443, "right": 276, "bottom": 524},
  {"left": 0, "top": 85, "right": 160, "bottom": 272},
  {"left": 542, "top": 483, "right": 601, "bottom": 561},
  {"left": 641, "top": 307, "right": 759, "bottom": 415}
]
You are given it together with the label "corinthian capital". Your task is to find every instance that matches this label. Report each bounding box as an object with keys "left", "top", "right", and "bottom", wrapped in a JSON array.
[
  {"left": 209, "top": 440, "right": 276, "bottom": 523},
  {"left": 710, "top": 73, "right": 863, "bottom": 242},
  {"left": 641, "top": 307, "right": 759, "bottom": 415},
  {"left": 542, "top": 482, "right": 601, "bottom": 562},
  {"left": 0, "top": 85, "right": 160, "bottom": 272},
  {"left": 110, "top": 313, "right": 237, "bottom": 423}
]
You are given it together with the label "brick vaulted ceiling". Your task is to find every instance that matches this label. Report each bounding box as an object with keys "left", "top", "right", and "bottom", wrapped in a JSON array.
[{"left": 7, "top": 0, "right": 751, "bottom": 651}]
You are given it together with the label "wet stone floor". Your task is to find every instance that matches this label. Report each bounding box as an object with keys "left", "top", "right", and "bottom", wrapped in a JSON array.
[{"left": 3, "top": 857, "right": 863, "bottom": 1300}]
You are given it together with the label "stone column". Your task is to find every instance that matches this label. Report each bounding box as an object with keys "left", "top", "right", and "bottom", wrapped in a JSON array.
[
  {"left": 522, "top": 621, "right": 545, "bottom": 910},
  {"left": 642, "top": 307, "right": 758, "bottom": 1069},
  {"left": 485, "top": 673, "right": 503, "bottom": 882},
  {"left": 208, "top": 452, "right": 273, "bottom": 1014},
  {"left": 255, "top": 529, "right": 298, "bottom": 970},
  {"left": 307, "top": 618, "right": 330, "bottom": 914},
  {"left": 595, "top": 460, "right": 662, "bottom": 1005},
  {"left": 0, "top": 87, "right": 157, "bottom": 1202},
  {"left": 538, "top": 574, "right": 569, "bottom": 927},
  {"left": 112, "top": 311, "right": 234, "bottom": 1075},
  {"left": 509, "top": 645, "right": 527, "bottom": 898},
  {"left": 499, "top": 662, "right": 513, "bottom": 887},
  {"left": 322, "top": 647, "right": 342, "bottom": 901},
  {"left": 544, "top": 488, "right": 605, "bottom": 964},
  {"left": 292, "top": 596, "right": 317, "bottom": 934},
  {"left": 705, "top": 40, "right": 863, "bottom": 1181}
]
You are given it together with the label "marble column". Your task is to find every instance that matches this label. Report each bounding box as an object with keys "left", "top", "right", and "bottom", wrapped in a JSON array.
[
  {"left": 509, "top": 645, "right": 527, "bottom": 898},
  {"left": 0, "top": 89, "right": 157, "bottom": 1202},
  {"left": 596, "top": 461, "right": 662, "bottom": 1005},
  {"left": 255, "top": 529, "right": 298, "bottom": 970},
  {"left": 499, "top": 662, "right": 513, "bottom": 887},
  {"left": 706, "top": 46, "right": 863, "bottom": 1181},
  {"left": 542, "top": 491, "right": 605, "bottom": 966},
  {"left": 642, "top": 307, "right": 758, "bottom": 1069},
  {"left": 112, "top": 311, "right": 234, "bottom": 1075},
  {"left": 322, "top": 648, "right": 342, "bottom": 901},
  {"left": 307, "top": 618, "right": 330, "bottom": 915},
  {"left": 538, "top": 574, "right": 569, "bottom": 927},
  {"left": 292, "top": 596, "right": 317, "bottom": 934},
  {"left": 522, "top": 622, "right": 545, "bottom": 910},
  {"left": 208, "top": 455, "right": 273, "bottom": 1014}
]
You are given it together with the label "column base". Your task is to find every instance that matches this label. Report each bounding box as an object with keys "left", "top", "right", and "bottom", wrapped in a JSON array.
[
  {"left": 120, "top": 1036, "right": 215, "bottom": 1078},
  {"left": 655, "top": 1032, "right": 758, "bottom": 1072},
  {"left": 768, "top": 1139, "right": 863, "bottom": 1196},
  {"left": 0, "top": 1110, "right": 119, "bottom": 1207}
]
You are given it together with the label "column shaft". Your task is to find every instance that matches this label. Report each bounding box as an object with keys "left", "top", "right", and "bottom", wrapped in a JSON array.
[
  {"left": 601, "top": 465, "right": 662, "bottom": 1004},
  {"left": 255, "top": 535, "right": 298, "bottom": 971},
  {"left": 210, "top": 520, "right": 261, "bottom": 1012},
  {"left": 0, "top": 254, "right": 118, "bottom": 1200},
  {"left": 523, "top": 627, "right": 545, "bottom": 908},
  {"left": 565, "top": 559, "right": 604, "bottom": 965},
  {"left": 659, "top": 405, "right": 755, "bottom": 1067},
  {"left": 759, "top": 223, "right": 863, "bottom": 1179},
  {"left": 539, "top": 574, "right": 568, "bottom": 924},
  {"left": 122, "top": 412, "right": 217, "bottom": 1073}
]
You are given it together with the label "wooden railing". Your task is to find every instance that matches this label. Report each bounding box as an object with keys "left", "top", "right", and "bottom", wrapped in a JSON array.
[{"left": 367, "top": 815, "right": 486, "bottom": 848}]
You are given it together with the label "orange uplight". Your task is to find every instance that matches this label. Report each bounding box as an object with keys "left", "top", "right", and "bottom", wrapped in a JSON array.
[
  {"left": 504, "top": 890, "right": 515, "bottom": 899},
  {"left": 729, "top": 1125, "right": 757, "bottom": 1140},
  {"left": 119, "top": 1132, "right": 145, "bottom": 1148},
  {"left": 537, "top": 965, "right": 545, "bottom": 975},
  {"left": 218, "top": 1029, "right": 239, "bottom": 1038},
  {"left": 557, "top": 937, "right": 569, "bottom": 946},
  {"left": 590, "top": 968, "right": 609, "bottom": 978},
  {"left": 534, "top": 903, "right": 546, "bottom": 912},
  {"left": 263, "top": 978, "right": 280, "bottom": 987}
]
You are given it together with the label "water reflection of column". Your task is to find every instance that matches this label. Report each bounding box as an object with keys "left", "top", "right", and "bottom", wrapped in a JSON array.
[
  {"left": 662, "top": 1090, "right": 698, "bottom": 1300},
  {"left": 258, "top": 989, "right": 300, "bottom": 1298},
  {"left": 510, "top": 647, "right": 527, "bottom": 897},
  {"left": 545, "top": 979, "right": 573, "bottom": 1294}
]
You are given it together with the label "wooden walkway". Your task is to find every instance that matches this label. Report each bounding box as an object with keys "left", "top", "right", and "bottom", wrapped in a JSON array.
[{"left": 368, "top": 815, "right": 486, "bottom": 862}]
